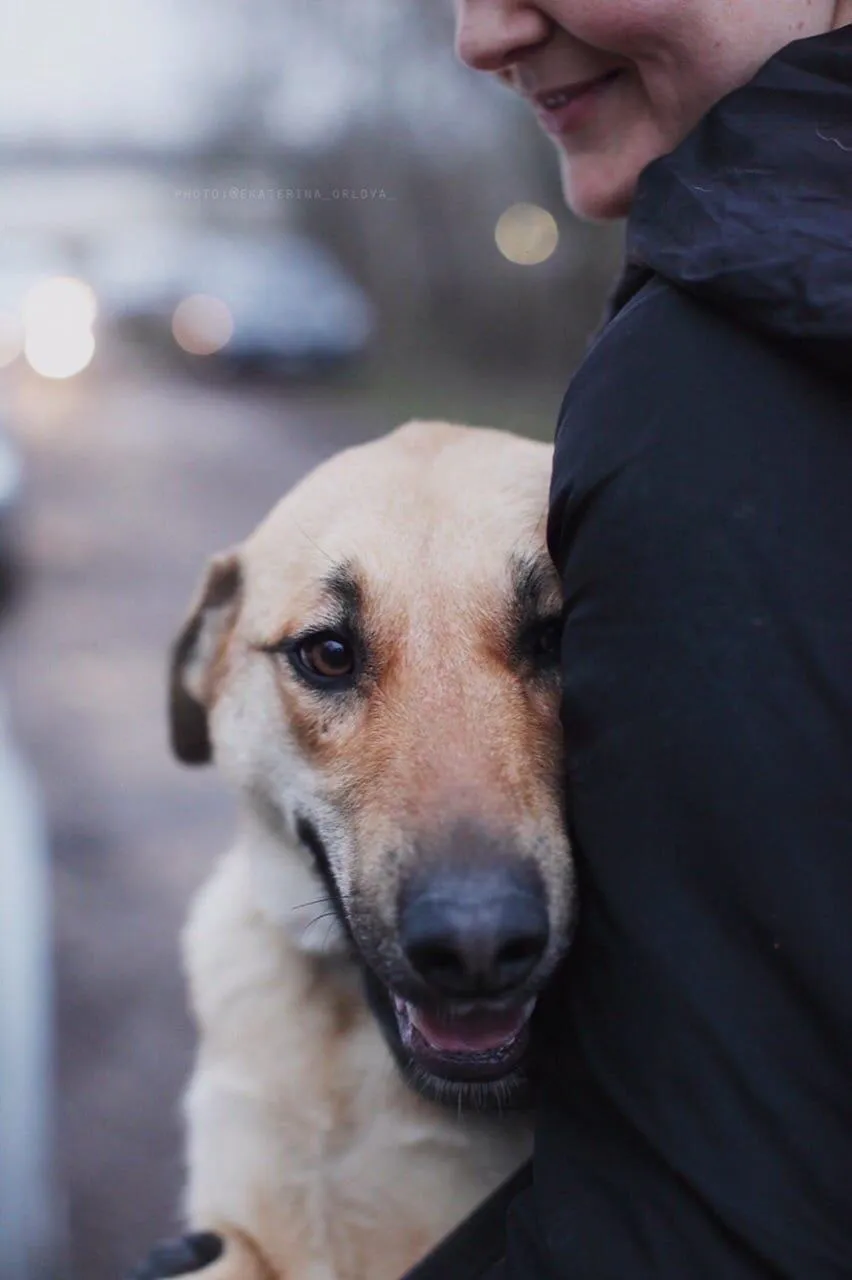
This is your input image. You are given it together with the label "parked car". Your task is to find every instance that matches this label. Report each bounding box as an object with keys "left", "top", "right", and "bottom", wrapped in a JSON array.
[
  {"left": 0, "top": 422, "right": 24, "bottom": 611},
  {"left": 0, "top": 697, "right": 64, "bottom": 1280},
  {"left": 87, "top": 225, "right": 192, "bottom": 343},
  {"left": 92, "top": 228, "right": 375, "bottom": 379}
]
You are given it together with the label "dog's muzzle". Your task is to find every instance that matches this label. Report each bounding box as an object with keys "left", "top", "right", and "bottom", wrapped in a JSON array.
[{"left": 386, "top": 862, "right": 549, "bottom": 1089}]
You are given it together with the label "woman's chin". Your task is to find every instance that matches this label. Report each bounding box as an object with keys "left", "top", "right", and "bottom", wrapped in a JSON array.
[{"left": 559, "top": 151, "right": 637, "bottom": 223}]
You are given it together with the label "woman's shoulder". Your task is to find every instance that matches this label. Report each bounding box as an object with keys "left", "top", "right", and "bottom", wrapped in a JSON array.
[
  {"left": 567, "top": 272, "right": 843, "bottom": 419},
  {"left": 594, "top": 271, "right": 768, "bottom": 364},
  {"left": 553, "top": 272, "right": 848, "bottom": 480}
]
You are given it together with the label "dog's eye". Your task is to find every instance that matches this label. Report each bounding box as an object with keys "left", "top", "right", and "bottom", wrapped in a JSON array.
[
  {"left": 296, "top": 633, "right": 355, "bottom": 683},
  {"left": 521, "top": 616, "right": 563, "bottom": 670}
]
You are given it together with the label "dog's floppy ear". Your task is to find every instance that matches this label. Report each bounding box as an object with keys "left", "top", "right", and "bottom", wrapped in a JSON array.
[{"left": 169, "top": 551, "right": 243, "bottom": 765}]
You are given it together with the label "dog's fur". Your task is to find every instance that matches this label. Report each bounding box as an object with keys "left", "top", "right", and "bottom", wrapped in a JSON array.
[{"left": 169, "top": 422, "right": 573, "bottom": 1280}]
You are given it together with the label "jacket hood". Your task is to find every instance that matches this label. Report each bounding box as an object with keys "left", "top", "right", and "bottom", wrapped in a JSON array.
[{"left": 618, "top": 25, "right": 852, "bottom": 382}]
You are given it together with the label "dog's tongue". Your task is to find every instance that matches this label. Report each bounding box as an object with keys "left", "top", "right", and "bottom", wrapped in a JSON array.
[{"left": 408, "top": 1004, "right": 528, "bottom": 1054}]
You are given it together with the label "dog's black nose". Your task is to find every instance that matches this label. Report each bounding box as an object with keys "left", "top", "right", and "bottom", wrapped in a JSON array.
[{"left": 399, "top": 864, "right": 549, "bottom": 998}]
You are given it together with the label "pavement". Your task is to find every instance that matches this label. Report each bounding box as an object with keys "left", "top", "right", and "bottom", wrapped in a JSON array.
[{"left": 0, "top": 358, "right": 379, "bottom": 1279}]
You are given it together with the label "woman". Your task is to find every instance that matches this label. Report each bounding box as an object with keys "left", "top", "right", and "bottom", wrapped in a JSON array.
[
  {"left": 429, "top": 2, "right": 852, "bottom": 1277},
  {"left": 132, "top": 6, "right": 851, "bottom": 1279}
]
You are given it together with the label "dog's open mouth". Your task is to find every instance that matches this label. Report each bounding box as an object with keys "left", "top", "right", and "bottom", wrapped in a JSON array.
[{"left": 392, "top": 995, "right": 537, "bottom": 1083}]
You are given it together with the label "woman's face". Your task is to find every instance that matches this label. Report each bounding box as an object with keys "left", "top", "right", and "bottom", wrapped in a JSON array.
[{"left": 455, "top": 0, "right": 841, "bottom": 220}]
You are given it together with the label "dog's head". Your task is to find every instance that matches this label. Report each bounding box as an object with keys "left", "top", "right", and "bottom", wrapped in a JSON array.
[{"left": 170, "top": 421, "right": 573, "bottom": 1108}]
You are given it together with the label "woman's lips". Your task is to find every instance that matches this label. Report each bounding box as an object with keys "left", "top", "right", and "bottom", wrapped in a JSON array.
[{"left": 532, "top": 70, "right": 623, "bottom": 137}]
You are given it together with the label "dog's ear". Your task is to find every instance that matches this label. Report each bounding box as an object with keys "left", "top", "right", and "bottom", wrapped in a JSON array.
[{"left": 169, "top": 551, "right": 243, "bottom": 766}]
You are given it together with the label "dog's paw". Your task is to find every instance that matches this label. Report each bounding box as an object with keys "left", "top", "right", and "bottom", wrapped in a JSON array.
[{"left": 126, "top": 1231, "right": 224, "bottom": 1278}]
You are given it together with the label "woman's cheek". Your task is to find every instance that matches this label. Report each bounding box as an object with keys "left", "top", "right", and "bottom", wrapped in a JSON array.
[{"left": 546, "top": 0, "right": 694, "bottom": 58}]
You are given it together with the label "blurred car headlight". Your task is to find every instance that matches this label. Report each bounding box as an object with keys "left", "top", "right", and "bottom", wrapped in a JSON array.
[{"left": 22, "top": 277, "right": 97, "bottom": 380}]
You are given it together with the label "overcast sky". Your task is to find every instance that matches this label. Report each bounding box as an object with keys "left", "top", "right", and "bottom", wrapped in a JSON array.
[
  {"left": 1, "top": 0, "right": 207, "bottom": 145},
  {"left": 0, "top": 0, "right": 502, "bottom": 150}
]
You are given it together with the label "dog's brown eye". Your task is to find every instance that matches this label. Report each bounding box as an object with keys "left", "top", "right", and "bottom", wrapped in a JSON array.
[
  {"left": 297, "top": 634, "right": 354, "bottom": 681},
  {"left": 533, "top": 619, "right": 562, "bottom": 660},
  {"left": 520, "top": 616, "right": 562, "bottom": 671}
]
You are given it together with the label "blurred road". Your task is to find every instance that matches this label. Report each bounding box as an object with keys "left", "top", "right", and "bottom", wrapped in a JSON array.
[{"left": 0, "top": 360, "right": 379, "bottom": 1279}]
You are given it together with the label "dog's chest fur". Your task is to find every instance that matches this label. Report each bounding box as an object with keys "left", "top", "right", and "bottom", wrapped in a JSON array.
[{"left": 181, "top": 848, "right": 532, "bottom": 1280}]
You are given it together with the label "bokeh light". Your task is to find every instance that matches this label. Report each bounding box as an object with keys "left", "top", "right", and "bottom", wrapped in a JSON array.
[
  {"left": 22, "top": 276, "right": 97, "bottom": 379},
  {"left": 494, "top": 203, "right": 559, "bottom": 266},
  {"left": 172, "top": 294, "right": 234, "bottom": 356},
  {"left": 23, "top": 276, "right": 98, "bottom": 330},
  {"left": 25, "top": 327, "right": 95, "bottom": 380}
]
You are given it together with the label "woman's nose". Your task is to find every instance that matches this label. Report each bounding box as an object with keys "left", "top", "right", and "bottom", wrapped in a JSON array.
[{"left": 454, "top": 0, "right": 552, "bottom": 74}]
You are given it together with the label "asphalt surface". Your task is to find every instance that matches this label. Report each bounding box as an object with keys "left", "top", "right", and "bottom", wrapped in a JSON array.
[{"left": 0, "top": 360, "right": 379, "bottom": 1279}]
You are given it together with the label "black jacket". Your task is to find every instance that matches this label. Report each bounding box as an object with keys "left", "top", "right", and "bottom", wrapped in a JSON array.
[
  {"left": 408, "top": 25, "right": 852, "bottom": 1280},
  {"left": 622, "top": 25, "right": 852, "bottom": 383},
  {"left": 539, "top": 24, "right": 852, "bottom": 1279}
]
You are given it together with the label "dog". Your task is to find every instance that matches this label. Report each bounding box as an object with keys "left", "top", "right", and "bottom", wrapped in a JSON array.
[{"left": 160, "top": 421, "right": 574, "bottom": 1280}]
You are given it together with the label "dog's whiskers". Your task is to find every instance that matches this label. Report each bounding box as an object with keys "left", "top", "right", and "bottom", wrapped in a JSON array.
[
  {"left": 293, "top": 519, "right": 335, "bottom": 566},
  {"left": 305, "top": 909, "right": 338, "bottom": 933},
  {"left": 292, "top": 895, "right": 332, "bottom": 913}
]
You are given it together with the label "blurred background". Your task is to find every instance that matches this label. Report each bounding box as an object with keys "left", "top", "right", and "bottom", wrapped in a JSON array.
[{"left": 0, "top": 2, "right": 622, "bottom": 1277}]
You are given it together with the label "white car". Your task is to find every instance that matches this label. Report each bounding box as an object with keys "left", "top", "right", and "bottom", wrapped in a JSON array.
[{"left": 92, "top": 228, "right": 375, "bottom": 378}]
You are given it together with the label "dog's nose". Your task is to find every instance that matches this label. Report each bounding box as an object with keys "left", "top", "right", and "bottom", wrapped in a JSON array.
[{"left": 399, "top": 865, "right": 549, "bottom": 998}]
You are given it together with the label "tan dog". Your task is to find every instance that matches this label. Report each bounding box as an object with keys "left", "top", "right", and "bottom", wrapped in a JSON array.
[{"left": 166, "top": 422, "right": 574, "bottom": 1280}]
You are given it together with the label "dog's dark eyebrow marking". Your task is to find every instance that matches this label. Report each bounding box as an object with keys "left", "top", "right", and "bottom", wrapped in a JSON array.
[
  {"left": 322, "top": 562, "right": 362, "bottom": 629},
  {"left": 511, "top": 552, "right": 561, "bottom": 624},
  {"left": 256, "top": 562, "right": 364, "bottom": 653}
]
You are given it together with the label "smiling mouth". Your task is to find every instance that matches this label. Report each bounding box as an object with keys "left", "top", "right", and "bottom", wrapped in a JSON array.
[
  {"left": 392, "top": 995, "right": 537, "bottom": 1083},
  {"left": 532, "top": 69, "right": 624, "bottom": 134}
]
